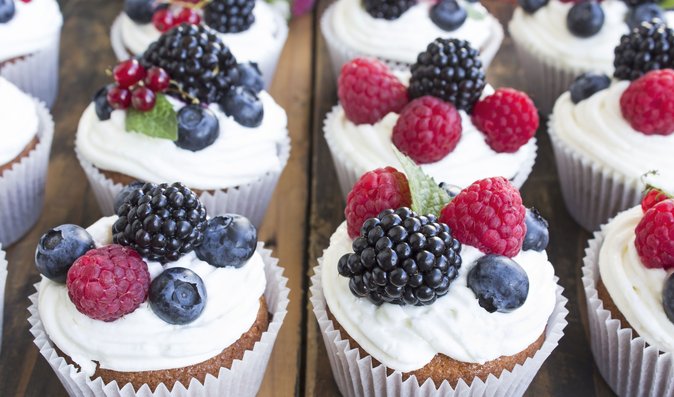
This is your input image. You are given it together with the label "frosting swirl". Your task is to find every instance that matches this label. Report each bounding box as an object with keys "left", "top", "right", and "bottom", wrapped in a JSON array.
[
  {"left": 0, "top": 77, "right": 38, "bottom": 165},
  {"left": 0, "top": 0, "right": 62, "bottom": 62}
]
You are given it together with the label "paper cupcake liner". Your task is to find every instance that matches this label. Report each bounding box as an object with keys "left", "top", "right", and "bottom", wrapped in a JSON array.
[
  {"left": 582, "top": 229, "right": 674, "bottom": 397},
  {"left": 76, "top": 137, "right": 290, "bottom": 227},
  {"left": 310, "top": 258, "right": 568, "bottom": 397},
  {"left": 28, "top": 243, "right": 290, "bottom": 397},
  {"left": 0, "top": 100, "right": 55, "bottom": 247},
  {"left": 0, "top": 246, "right": 7, "bottom": 353}
]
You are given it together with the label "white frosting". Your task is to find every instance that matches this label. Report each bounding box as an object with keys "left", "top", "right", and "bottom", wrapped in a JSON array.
[
  {"left": 38, "top": 216, "right": 267, "bottom": 375},
  {"left": 322, "top": 223, "right": 557, "bottom": 371},
  {"left": 598, "top": 206, "right": 674, "bottom": 353},
  {"left": 75, "top": 92, "right": 288, "bottom": 190},
  {"left": 0, "top": 0, "right": 62, "bottom": 62},
  {"left": 0, "top": 77, "right": 38, "bottom": 165}
]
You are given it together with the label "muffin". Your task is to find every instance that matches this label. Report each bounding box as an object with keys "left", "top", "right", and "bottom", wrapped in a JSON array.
[
  {"left": 110, "top": 0, "right": 288, "bottom": 88},
  {"left": 29, "top": 183, "right": 289, "bottom": 396},
  {"left": 76, "top": 24, "right": 290, "bottom": 227},
  {"left": 0, "top": 77, "right": 54, "bottom": 246},
  {"left": 0, "top": 245, "right": 6, "bottom": 352},
  {"left": 0, "top": 0, "right": 62, "bottom": 107}
]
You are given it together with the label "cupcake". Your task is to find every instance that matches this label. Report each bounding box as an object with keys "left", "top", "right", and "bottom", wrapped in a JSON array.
[
  {"left": 0, "top": 77, "right": 54, "bottom": 246},
  {"left": 325, "top": 40, "right": 539, "bottom": 198},
  {"left": 311, "top": 164, "right": 568, "bottom": 395},
  {"left": 0, "top": 245, "right": 6, "bottom": 352},
  {"left": 320, "top": 0, "right": 504, "bottom": 75},
  {"left": 111, "top": 0, "right": 288, "bottom": 88},
  {"left": 29, "top": 182, "right": 289, "bottom": 396},
  {"left": 76, "top": 24, "right": 290, "bottom": 227},
  {"left": 0, "top": 0, "right": 63, "bottom": 108}
]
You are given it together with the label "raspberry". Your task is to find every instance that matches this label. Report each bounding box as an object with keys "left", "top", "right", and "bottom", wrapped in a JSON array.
[
  {"left": 439, "top": 177, "right": 526, "bottom": 257},
  {"left": 471, "top": 88, "right": 539, "bottom": 153},
  {"left": 634, "top": 199, "right": 674, "bottom": 269},
  {"left": 392, "top": 96, "right": 462, "bottom": 164},
  {"left": 620, "top": 69, "right": 674, "bottom": 136},
  {"left": 345, "top": 167, "right": 412, "bottom": 238},
  {"left": 338, "top": 58, "right": 409, "bottom": 125},
  {"left": 641, "top": 187, "right": 670, "bottom": 212},
  {"left": 66, "top": 245, "right": 150, "bottom": 322}
]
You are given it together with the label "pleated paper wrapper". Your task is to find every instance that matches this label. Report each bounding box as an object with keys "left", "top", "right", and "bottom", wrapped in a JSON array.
[{"left": 0, "top": 246, "right": 6, "bottom": 353}]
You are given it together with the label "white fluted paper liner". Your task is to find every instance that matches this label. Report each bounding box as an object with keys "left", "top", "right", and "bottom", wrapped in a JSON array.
[
  {"left": 28, "top": 243, "right": 289, "bottom": 397},
  {"left": 582, "top": 229, "right": 674, "bottom": 397},
  {"left": 76, "top": 136, "right": 290, "bottom": 227},
  {"left": 0, "top": 100, "right": 54, "bottom": 246},
  {"left": 310, "top": 258, "right": 568, "bottom": 397},
  {"left": 0, "top": 246, "right": 6, "bottom": 353},
  {"left": 320, "top": 3, "right": 504, "bottom": 77}
]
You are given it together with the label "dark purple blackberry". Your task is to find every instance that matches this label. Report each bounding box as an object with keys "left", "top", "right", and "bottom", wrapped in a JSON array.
[
  {"left": 140, "top": 23, "right": 238, "bottom": 104},
  {"left": 622, "top": 0, "right": 657, "bottom": 7},
  {"left": 112, "top": 182, "right": 208, "bottom": 263},
  {"left": 338, "top": 207, "right": 462, "bottom": 306},
  {"left": 408, "top": 38, "right": 486, "bottom": 112},
  {"left": 204, "top": 0, "right": 256, "bottom": 33},
  {"left": 363, "top": 0, "right": 416, "bottom": 20},
  {"left": 613, "top": 20, "right": 674, "bottom": 81}
]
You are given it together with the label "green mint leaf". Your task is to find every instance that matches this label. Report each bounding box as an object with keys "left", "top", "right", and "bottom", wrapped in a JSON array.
[
  {"left": 660, "top": 0, "right": 674, "bottom": 10},
  {"left": 125, "top": 94, "right": 178, "bottom": 141},
  {"left": 465, "top": 3, "right": 486, "bottom": 20},
  {"left": 394, "top": 148, "right": 451, "bottom": 217}
]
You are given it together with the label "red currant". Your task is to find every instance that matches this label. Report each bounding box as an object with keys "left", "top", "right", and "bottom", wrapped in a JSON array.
[
  {"left": 152, "top": 8, "right": 175, "bottom": 32},
  {"left": 107, "top": 86, "right": 131, "bottom": 110},
  {"left": 113, "top": 59, "right": 146, "bottom": 89},
  {"left": 175, "top": 8, "right": 201, "bottom": 25},
  {"left": 20, "top": 0, "right": 32, "bottom": 3},
  {"left": 145, "top": 67, "right": 171, "bottom": 92},
  {"left": 131, "top": 87, "right": 156, "bottom": 112}
]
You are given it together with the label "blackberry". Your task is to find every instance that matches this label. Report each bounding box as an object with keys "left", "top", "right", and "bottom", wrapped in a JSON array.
[
  {"left": 141, "top": 24, "right": 238, "bottom": 104},
  {"left": 204, "top": 0, "right": 256, "bottom": 33},
  {"left": 338, "top": 207, "right": 462, "bottom": 306},
  {"left": 614, "top": 20, "right": 674, "bottom": 81},
  {"left": 113, "top": 182, "right": 208, "bottom": 263},
  {"left": 622, "top": 0, "right": 657, "bottom": 7},
  {"left": 363, "top": 0, "right": 416, "bottom": 20},
  {"left": 408, "top": 38, "right": 486, "bottom": 112}
]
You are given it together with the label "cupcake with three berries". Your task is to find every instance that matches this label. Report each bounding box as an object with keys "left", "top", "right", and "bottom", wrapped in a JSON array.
[
  {"left": 111, "top": 0, "right": 288, "bottom": 88},
  {"left": 0, "top": 0, "right": 62, "bottom": 107},
  {"left": 29, "top": 182, "right": 289, "bottom": 396},
  {"left": 324, "top": 39, "right": 539, "bottom": 198},
  {"left": 311, "top": 158, "right": 568, "bottom": 395},
  {"left": 548, "top": 21, "right": 674, "bottom": 231},
  {"left": 76, "top": 23, "right": 290, "bottom": 227}
]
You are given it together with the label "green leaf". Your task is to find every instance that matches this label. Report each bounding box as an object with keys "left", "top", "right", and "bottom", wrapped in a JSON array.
[
  {"left": 394, "top": 148, "right": 451, "bottom": 217},
  {"left": 125, "top": 94, "right": 178, "bottom": 141},
  {"left": 660, "top": 0, "right": 674, "bottom": 10},
  {"left": 465, "top": 3, "right": 486, "bottom": 20}
]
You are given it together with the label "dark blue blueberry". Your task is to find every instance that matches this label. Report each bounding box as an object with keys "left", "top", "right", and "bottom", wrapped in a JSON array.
[
  {"left": 175, "top": 105, "right": 220, "bottom": 152},
  {"left": 626, "top": 3, "right": 664, "bottom": 30},
  {"left": 569, "top": 72, "right": 611, "bottom": 103},
  {"left": 468, "top": 254, "right": 529, "bottom": 313},
  {"left": 93, "top": 85, "right": 114, "bottom": 121},
  {"left": 439, "top": 182, "right": 461, "bottom": 198},
  {"left": 567, "top": 1, "right": 605, "bottom": 38},
  {"left": 665, "top": 274, "right": 674, "bottom": 323},
  {"left": 150, "top": 267, "right": 206, "bottom": 324},
  {"left": 114, "top": 181, "right": 145, "bottom": 214},
  {"left": 195, "top": 214, "right": 257, "bottom": 268},
  {"left": 518, "top": 0, "right": 548, "bottom": 14},
  {"left": 35, "top": 225, "right": 95, "bottom": 283},
  {"left": 235, "top": 62, "right": 264, "bottom": 93},
  {"left": 124, "top": 0, "right": 157, "bottom": 24},
  {"left": 0, "top": 0, "right": 14, "bottom": 23},
  {"left": 522, "top": 207, "right": 550, "bottom": 252},
  {"left": 430, "top": 0, "right": 467, "bottom": 32},
  {"left": 219, "top": 86, "right": 264, "bottom": 128}
]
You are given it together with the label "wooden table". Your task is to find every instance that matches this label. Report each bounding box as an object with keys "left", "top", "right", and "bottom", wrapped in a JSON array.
[{"left": 0, "top": 0, "right": 616, "bottom": 395}]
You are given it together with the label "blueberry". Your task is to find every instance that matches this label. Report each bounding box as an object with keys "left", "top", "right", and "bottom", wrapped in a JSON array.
[
  {"left": 124, "top": 0, "right": 156, "bottom": 24},
  {"left": 93, "top": 85, "right": 114, "bottom": 121},
  {"left": 0, "top": 0, "right": 14, "bottom": 23},
  {"left": 567, "top": 1, "right": 604, "bottom": 38},
  {"left": 439, "top": 182, "right": 461, "bottom": 198},
  {"left": 626, "top": 3, "right": 664, "bottom": 30},
  {"left": 569, "top": 72, "right": 611, "bottom": 103},
  {"left": 664, "top": 274, "right": 674, "bottom": 323},
  {"left": 235, "top": 62, "right": 264, "bottom": 93},
  {"left": 430, "top": 0, "right": 467, "bottom": 32},
  {"left": 174, "top": 105, "right": 220, "bottom": 152},
  {"left": 522, "top": 207, "right": 549, "bottom": 251},
  {"left": 150, "top": 267, "right": 206, "bottom": 324},
  {"left": 467, "top": 254, "right": 529, "bottom": 313},
  {"left": 113, "top": 181, "right": 145, "bottom": 214},
  {"left": 518, "top": 0, "right": 548, "bottom": 14},
  {"left": 219, "top": 86, "right": 264, "bottom": 128},
  {"left": 195, "top": 215, "right": 257, "bottom": 268},
  {"left": 35, "top": 225, "right": 95, "bottom": 283}
]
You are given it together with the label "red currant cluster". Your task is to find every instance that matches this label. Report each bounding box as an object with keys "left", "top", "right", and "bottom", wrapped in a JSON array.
[
  {"left": 106, "top": 59, "right": 171, "bottom": 112},
  {"left": 152, "top": 0, "right": 204, "bottom": 32}
]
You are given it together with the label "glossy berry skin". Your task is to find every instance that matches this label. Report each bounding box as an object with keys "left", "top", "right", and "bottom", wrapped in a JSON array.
[
  {"left": 518, "top": 0, "right": 548, "bottom": 14},
  {"left": 176, "top": 7, "right": 201, "bottom": 25},
  {"left": 566, "top": 1, "right": 604, "bottom": 38},
  {"left": 195, "top": 215, "right": 257, "bottom": 268},
  {"left": 430, "top": 0, "right": 467, "bottom": 32},
  {"left": 35, "top": 225, "right": 95, "bottom": 283},
  {"left": 641, "top": 188, "right": 669, "bottom": 212},
  {"left": 522, "top": 207, "right": 549, "bottom": 252},
  {"left": 204, "top": 0, "right": 256, "bottom": 33},
  {"left": 152, "top": 8, "right": 175, "bottom": 32},
  {"left": 468, "top": 254, "right": 529, "bottom": 313},
  {"left": 144, "top": 67, "right": 170, "bottom": 92},
  {"left": 664, "top": 273, "right": 674, "bottom": 323},
  {"left": 235, "top": 62, "right": 264, "bottom": 93},
  {"left": 626, "top": 3, "right": 664, "bottom": 30},
  {"left": 614, "top": 21, "right": 674, "bottom": 81},
  {"left": 114, "top": 181, "right": 145, "bottom": 214},
  {"left": 150, "top": 267, "right": 206, "bottom": 324},
  {"left": 93, "top": 85, "right": 114, "bottom": 121},
  {"left": 620, "top": 69, "right": 674, "bottom": 135},
  {"left": 124, "top": 0, "right": 156, "bottom": 24},
  {"left": 634, "top": 199, "right": 674, "bottom": 269},
  {"left": 107, "top": 86, "right": 132, "bottom": 110},
  {"left": 175, "top": 105, "right": 220, "bottom": 151},
  {"left": 131, "top": 86, "right": 156, "bottom": 111},
  {"left": 220, "top": 86, "right": 264, "bottom": 127},
  {"left": 569, "top": 72, "right": 610, "bottom": 103},
  {"left": 113, "top": 59, "right": 146, "bottom": 89},
  {"left": 0, "top": 0, "right": 15, "bottom": 23},
  {"left": 363, "top": 0, "right": 415, "bottom": 19}
]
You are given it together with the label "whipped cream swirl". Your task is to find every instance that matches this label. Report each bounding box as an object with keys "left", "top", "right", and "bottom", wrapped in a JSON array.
[
  {"left": 0, "top": 77, "right": 38, "bottom": 165},
  {"left": 0, "top": 0, "right": 62, "bottom": 62}
]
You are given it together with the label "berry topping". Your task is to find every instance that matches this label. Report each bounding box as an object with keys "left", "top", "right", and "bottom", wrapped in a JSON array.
[
  {"left": 149, "top": 267, "right": 206, "bottom": 324},
  {"left": 614, "top": 21, "right": 674, "bottom": 81},
  {"left": 467, "top": 254, "right": 529, "bottom": 313},
  {"left": 430, "top": 0, "right": 467, "bottom": 32},
  {"left": 622, "top": 0, "right": 658, "bottom": 7},
  {"left": 522, "top": 207, "right": 549, "bottom": 252},
  {"left": 440, "top": 177, "right": 526, "bottom": 258},
  {"left": 113, "top": 182, "right": 208, "bottom": 262},
  {"left": 131, "top": 86, "right": 156, "bottom": 112},
  {"left": 567, "top": 1, "right": 604, "bottom": 38},
  {"left": 67, "top": 245, "right": 150, "bottom": 322},
  {"left": 107, "top": 86, "right": 132, "bottom": 110},
  {"left": 144, "top": 67, "right": 171, "bottom": 92},
  {"left": 235, "top": 62, "right": 264, "bottom": 93},
  {"left": 363, "top": 0, "right": 416, "bottom": 20},
  {"left": 626, "top": 3, "right": 664, "bottom": 30},
  {"left": 392, "top": 96, "right": 462, "bottom": 164},
  {"left": 642, "top": 186, "right": 671, "bottom": 212},
  {"left": 220, "top": 86, "right": 264, "bottom": 127},
  {"left": 204, "top": 0, "right": 255, "bottom": 33},
  {"left": 569, "top": 72, "right": 611, "bottom": 103},
  {"left": 35, "top": 225, "right": 96, "bottom": 283},
  {"left": 124, "top": 0, "right": 157, "bottom": 24},
  {"left": 408, "top": 38, "right": 486, "bottom": 112},
  {"left": 175, "top": 105, "right": 220, "bottom": 151},
  {"left": 93, "top": 85, "right": 114, "bottom": 121},
  {"left": 346, "top": 167, "right": 412, "bottom": 238},
  {"left": 634, "top": 199, "right": 674, "bottom": 269},
  {"left": 338, "top": 207, "right": 462, "bottom": 305},
  {"left": 518, "top": 0, "right": 549, "bottom": 14},
  {"left": 337, "top": 58, "right": 408, "bottom": 125},
  {"left": 113, "top": 59, "right": 147, "bottom": 89},
  {"left": 0, "top": 0, "right": 15, "bottom": 24},
  {"left": 114, "top": 181, "right": 145, "bottom": 214},
  {"left": 176, "top": 7, "right": 201, "bottom": 25},
  {"left": 471, "top": 88, "right": 539, "bottom": 153},
  {"left": 620, "top": 69, "right": 674, "bottom": 135},
  {"left": 152, "top": 8, "right": 175, "bottom": 32},
  {"left": 664, "top": 273, "right": 674, "bottom": 323},
  {"left": 195, "top": 214, "right": 257, "bottom": 268}
]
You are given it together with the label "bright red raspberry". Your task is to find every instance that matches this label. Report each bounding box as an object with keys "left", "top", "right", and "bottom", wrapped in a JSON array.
[
  {"left": 635, "top": 199, "right": 674, "bottom": 269},
  {"left": 641, "top": 187, "right": 671, "bottom": 212},
  {"left": 338, "top": 58, "right": 409, "bottom": 125},
  {"left": 392, "top": 96, "right": 462, "bottom": 164},
  {"left": 471, "top": 88, "right": 539, "bottom": 153},
  {"left": 620, "top": 69, "right": 674, "bottom": 136},
  {"left": 345, "top": 167, "right": 412, "bottom": 238},
  {"left": 439, "top": 177, "right": 526, "bottom": 257},
  {"left": 66, "top": 244, "right": 150, "bottom": 322}
]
